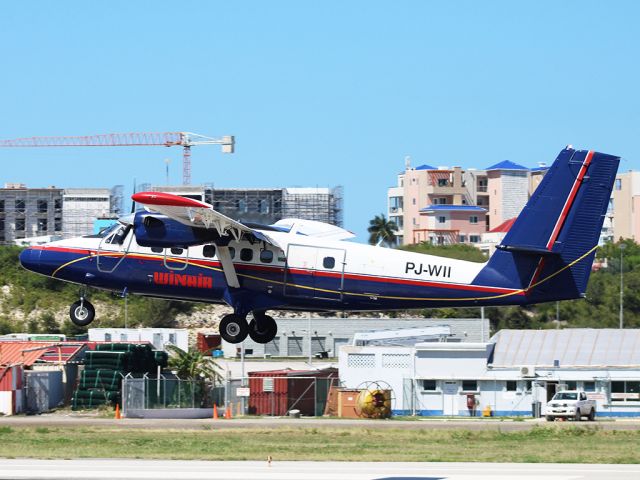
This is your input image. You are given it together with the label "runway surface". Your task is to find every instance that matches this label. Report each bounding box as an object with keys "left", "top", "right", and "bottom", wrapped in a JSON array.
[
  {"left": 0, "top": 459, "right": 638, "bottom": 480},
  {"left": 2, "top": 415, "right": 640, "bottom": 431}
]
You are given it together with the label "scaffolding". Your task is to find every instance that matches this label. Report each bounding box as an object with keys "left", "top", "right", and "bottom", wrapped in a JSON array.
[
  {"left": 282, "top": 186, "right": 343, "bottom": 227},
  {"left": 0, "top": 185, "right": 64, "bottom": 245}
]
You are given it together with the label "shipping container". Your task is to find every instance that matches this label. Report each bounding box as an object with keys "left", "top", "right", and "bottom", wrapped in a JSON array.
[
  {"left": 196, "top": 333, "right": 221, "bottom": 355},
  {"left": 248, "top": 368, "right": 338, "bottom": 416}
]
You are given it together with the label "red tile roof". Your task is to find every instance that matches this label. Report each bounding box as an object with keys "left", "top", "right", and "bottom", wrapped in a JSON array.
[
  {"left": 0, "top": 341, "right": 85, "bottom": 367},
  {"left": 490, "top": 217, "right": 516, "bottom": 233}
]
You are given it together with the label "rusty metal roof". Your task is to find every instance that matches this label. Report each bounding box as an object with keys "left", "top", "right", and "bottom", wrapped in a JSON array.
[{"left": 0, "top": 341, "right": 85, "bottom": 367}]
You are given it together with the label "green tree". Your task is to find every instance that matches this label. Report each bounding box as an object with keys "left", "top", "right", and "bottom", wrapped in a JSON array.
[
  {"left": 367, "top": 214, "right": 397, "bottom": 246},
  {"left": 166, "top": 345, "right": 223, "bottom": 384}
]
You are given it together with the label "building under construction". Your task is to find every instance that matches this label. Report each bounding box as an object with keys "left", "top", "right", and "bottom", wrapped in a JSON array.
[
  {"left": 0, "top": 184, "right": 124, "bottom": 245},
  {"left": 143, "top": 185, "right": 344, "bottom": 227}
]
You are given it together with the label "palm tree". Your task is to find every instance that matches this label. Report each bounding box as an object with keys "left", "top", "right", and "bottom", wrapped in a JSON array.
[
  {"left": 166, "top": 345, "right": 224, "bottom": 384},
  {"left": 368, "top": 214, "right": 398, "bottom": 246}
]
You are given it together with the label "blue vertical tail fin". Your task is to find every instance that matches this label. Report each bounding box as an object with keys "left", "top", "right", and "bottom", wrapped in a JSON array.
[{"left": 474, "top": 147, "right": 619, "bottom": 303}]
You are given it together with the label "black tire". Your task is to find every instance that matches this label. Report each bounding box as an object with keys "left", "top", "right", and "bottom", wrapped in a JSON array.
[
  {"left": 574, "top": 409, "right": 582, "bottom": 421},
  {"left": 69, "top": 300, "right": 95, "bottom": 327},
  {"left": 546, "top": 416, "right": 555, "bottom": 422},
  {"left": 219, "top": 314, "right": 249, "bottom": 344},
  {"left": 248, "top": 315, "right": 278, "bottom": 344},
  {"left": 588, "top": 408, "right": 596, "bottom": 421}
]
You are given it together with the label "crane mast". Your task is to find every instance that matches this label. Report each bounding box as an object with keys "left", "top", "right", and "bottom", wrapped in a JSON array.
[{"left": 0, "top": 131, "right": 235, "bottom": 185}]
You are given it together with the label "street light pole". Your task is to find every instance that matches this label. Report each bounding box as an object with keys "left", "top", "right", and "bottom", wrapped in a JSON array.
[{"left": 620, "top": 243, "right": 626, "bottom": 329}]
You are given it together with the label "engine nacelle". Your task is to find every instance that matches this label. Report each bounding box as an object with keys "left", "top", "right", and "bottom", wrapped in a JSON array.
[{"left": 133, "top": 212, "right": 217, "bottom": 248}]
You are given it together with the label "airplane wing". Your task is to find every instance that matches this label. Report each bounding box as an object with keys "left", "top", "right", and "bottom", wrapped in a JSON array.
[
  {"left": 273, "top": 218, "right": 355, "bottom": 241},
  {"left": 131, "top": 192, "right": 282, "bottom": 288}
]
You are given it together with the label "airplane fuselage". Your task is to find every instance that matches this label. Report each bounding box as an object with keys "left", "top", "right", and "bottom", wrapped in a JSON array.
[{"left": 22, "top": 226, "right": 528, "bottom": 313}]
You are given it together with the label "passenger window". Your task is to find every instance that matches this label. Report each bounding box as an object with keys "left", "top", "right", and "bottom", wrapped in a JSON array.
[
  {"left": 260, "top": 249, "right": 273, "bottom": 263},
  {"left": 171, "top": 247, "right": 183, "bottom": 255},
  {"left": 203, "top": 245, "right": 216, "bottom": 258},
  {"left": 240, "top": 248, "right": 253, "bottom": 262},
  {"left": 151, "top": 247, "right": 163, "bottom": 254},
  {"left": 323, "top": 257, "right": 335, "bottom": 269},
  {"left": 229, "top": 247, "right": 235, "bottom": 259}
]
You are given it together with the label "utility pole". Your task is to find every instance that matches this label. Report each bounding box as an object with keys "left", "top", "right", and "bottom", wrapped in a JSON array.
[{"left": 620, "top": 243, "right": 626, "bottom": 329}]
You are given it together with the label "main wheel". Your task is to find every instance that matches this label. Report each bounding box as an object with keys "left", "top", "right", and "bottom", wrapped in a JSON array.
[
  {"left": 545, "top": 416, "right": 555, "bottom": 422},
  {"left": 574, "top": 409, "right": 582, "bottom": 421},
  {"left": 219, "top": 314, "right": 249, "bottom": 344},
  {"left": 248, "top": 314, "right": 278, "bottom": 344},
  {"left": 69, "top": 300, "right": 95, "bottom": 327}
]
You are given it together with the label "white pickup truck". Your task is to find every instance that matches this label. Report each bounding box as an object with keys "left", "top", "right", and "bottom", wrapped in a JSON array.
[{"left": 546, "top": 390, "right": 596, "bottom": 421}]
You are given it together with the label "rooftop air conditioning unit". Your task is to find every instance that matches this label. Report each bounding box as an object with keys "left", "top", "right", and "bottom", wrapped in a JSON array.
[{"left": 520, "top": 365, "right": 536, "bottom": 378}]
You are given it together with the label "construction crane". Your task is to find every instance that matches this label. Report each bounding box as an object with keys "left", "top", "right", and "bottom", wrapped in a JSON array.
[{"left": 0, "top": 132, "right": 235, "bottom": 185}]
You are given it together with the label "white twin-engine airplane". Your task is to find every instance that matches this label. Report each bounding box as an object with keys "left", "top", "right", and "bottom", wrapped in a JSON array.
[{"left": 20, "top": 147, "right": 619, "bottom": 344}]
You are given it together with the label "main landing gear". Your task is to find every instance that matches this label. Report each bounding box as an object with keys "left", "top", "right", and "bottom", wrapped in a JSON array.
[
  {"left": 69, "top": 297, "right": 95, "bottom": 327},
  {"left": 219, "top": 312, "right": 277, "bottom": 344}
]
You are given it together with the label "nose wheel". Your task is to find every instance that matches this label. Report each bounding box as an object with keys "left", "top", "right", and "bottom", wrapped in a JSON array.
[{"left": 69, "top": 299, "right": 95, "bottom": 327}]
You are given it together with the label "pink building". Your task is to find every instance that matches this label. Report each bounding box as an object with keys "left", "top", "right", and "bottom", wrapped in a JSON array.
[{"left": 415, "top": 205, "right": 487, "bottom": 245}]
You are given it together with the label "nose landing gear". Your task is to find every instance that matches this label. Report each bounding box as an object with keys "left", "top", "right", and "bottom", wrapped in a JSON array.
[
  {"left": 218, "top": 312, "right": 278, "bottom": 344},
  {"left": 69, "top": 298, "right": 95, "bottom": 327}
]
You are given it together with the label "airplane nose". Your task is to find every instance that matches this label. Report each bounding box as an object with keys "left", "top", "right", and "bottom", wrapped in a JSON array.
[{"left": 19, "top": 248, "right": 41, "bottom": 273}]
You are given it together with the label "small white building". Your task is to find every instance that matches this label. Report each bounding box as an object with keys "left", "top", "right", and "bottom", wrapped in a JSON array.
[
  {"left": 339, "top": 329, "right": 640, "bottom": 417},
  {"left": 88, "top": 328, "right": 188, "bottom": 352}
]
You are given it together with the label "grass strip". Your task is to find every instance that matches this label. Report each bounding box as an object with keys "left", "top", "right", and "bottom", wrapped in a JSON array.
[{"left": 0, "top": 425, "right": 638, "bottom": 463}]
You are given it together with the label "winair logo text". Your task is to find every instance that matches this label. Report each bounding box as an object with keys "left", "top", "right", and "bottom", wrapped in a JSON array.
[
  {"left": 153, "top": 272, "right": 213, "bottom": 289},
  {"left": 405, "top": 262, "right": 451, "bottom": 278}
]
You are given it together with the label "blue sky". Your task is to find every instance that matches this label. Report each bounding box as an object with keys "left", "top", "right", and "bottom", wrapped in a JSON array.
[{"left": 1, "top": 1, "right": 638, "bottom": 239}]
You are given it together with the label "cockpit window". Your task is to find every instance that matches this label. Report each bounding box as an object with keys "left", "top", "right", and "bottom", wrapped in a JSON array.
[
  {"left": 107, "top": 225, "right": 130, "bottom": 245},
  {"left": 84, "top": 223, "right": 120, "bottom": 239}
]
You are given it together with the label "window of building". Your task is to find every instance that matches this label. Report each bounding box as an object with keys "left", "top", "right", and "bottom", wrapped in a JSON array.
[
  {"left": 105, "top": 333, "right": 112, "bottom": 342},
  {"left": 169, "top": 333, "right": 176, "bottom": 344},
  {"left": 37, "top": 219, "right": 47, "bottom": 231},
  {"left": 0, "top": 200, "right": 4, "bottom": 213},
  {"left": 151, "top": 247, "right": 163, "bottom": 254},
  {"left": 506, "top": 380, "right": 517, "bottom": 392},
  {"left": 203, "top": 245, "right": 216, "bottom": 258},
  {"left": 258, "top": 199, "right": 269, "bottom": 214},
  {"left": 240, "top": 248, "right": 253, "bottom": 262},
  {"left": 412, "top": 198, "right": 416, "bottom": 205},
  {"left": 437, "top": 178, "right": 448, "bottom": 187},
  {"left": 422, "top": 379, "right": 437, "bottom": 391},
  {"left": 438, "top": 216, "right": 446, "bottom": 224},
  {"left": 611, "top": 381, "right": 640, "bottom": 402},
  {"left": 323, "top": 257, "right": 335, "bottom": 269},
  {"left": 615, "top": 178, "right": 622, "bottom": 190},
  {"left": 54, "top": 199, "right": 62, "bottom": 210},
  {"left": 54, "top": 219, "right": 62, "bottom": 232},
  {"left": 469, "top": 215, "right": 478, "bottom": 224},
  {"left": 459, "top": 234, "right": 467, "bottom": 243},
  {"left": 565, "top": 381, "right": 577, "bottom": 390},
  {"left": 15, "top": 199, "right": 25, "bottom": 213},
  {"left": 470, "top": 235, "right": 480, "bottom": 243},
  {"left": 583, "top": 381, "right": 595, "bottom": 392},
  {"left": 170, "top": 247, "right": 183, "bottom": 255},
  {"left": 15, "top": 218, "right": 25, "bottom": 231},
  {"left": 37, "top": 200, "right": 48, "bottom": 213},
  {"left": 237, "top": 199, "right": 248, "bottom": 213},
  {"left": 120, "top": 334, "right": 128, "bottom": 341},
  {"left": 525, "top": 381, "right": 532, "bottom": 392},
  {"left": 462, "top": 380, "right": 478, "bottom": 392},
  {"left": 260, "top": 249, "right": 273, "bottom": 263}
]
